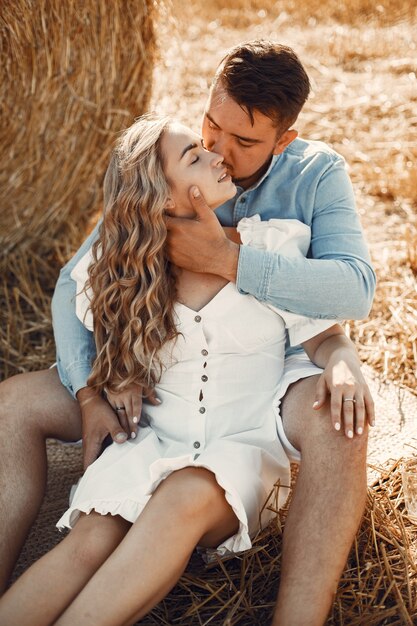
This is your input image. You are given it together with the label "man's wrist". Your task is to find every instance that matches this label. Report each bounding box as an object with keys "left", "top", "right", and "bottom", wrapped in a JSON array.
[
  {"left": 77, "top": 385, "right": 99, "bottom": 407},
  {"left": 218, "top": 240, "right": 239, "bottom": 283}
]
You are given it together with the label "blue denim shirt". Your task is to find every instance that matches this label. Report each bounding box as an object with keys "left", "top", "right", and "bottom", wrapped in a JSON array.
[{"left": 52, "top": 137, "right": 376, "bottom": 397}]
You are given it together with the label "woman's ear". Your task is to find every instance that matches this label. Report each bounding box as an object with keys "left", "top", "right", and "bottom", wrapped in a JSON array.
[
  {"left": 164, "top": 197, "right": 175, "bottom": 210},
  {"left": 273, "top": 129, "right": 298, "bottom": 155}
]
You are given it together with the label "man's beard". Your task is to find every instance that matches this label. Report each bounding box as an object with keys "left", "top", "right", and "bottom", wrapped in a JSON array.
[{"left": 231, "top": 154, "right": 273, "bottom": 187}]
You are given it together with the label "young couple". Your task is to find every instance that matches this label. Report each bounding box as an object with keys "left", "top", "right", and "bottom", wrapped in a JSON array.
[{"left": 0, "top": 41, "right": 376, "bottom": 625}]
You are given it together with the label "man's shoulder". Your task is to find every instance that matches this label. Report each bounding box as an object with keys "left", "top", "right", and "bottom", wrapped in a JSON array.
[{"left": 285, "top": 137, "right": 345, "bottom": 165}]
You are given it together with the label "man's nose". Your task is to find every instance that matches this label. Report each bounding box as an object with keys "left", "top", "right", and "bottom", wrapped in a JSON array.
[
  {"left": 210, "top": 151, "right": 224, "bottom": 167},
  {"left": 209, "top": 132, "right": 229, "bottom": 157}
]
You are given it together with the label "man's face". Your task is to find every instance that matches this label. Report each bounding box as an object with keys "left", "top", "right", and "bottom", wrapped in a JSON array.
[{"left": 202, "top": 80, "right": 297, "bottom": 190}]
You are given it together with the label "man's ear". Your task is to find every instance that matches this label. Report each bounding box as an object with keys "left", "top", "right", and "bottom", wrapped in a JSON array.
[{"left": 273, "top": 129, "right": 298, "bottom": 155}]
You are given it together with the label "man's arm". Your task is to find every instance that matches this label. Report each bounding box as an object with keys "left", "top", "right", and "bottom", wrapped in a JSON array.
[
  {"left": 51, "top": 222, "right": 101, "bottom": 397},
  {"left": 166, "top": 159, "right": 376, "bottom": 320},
  {"left": 238, "top": 157, "right": 375, "bottom": 319}
]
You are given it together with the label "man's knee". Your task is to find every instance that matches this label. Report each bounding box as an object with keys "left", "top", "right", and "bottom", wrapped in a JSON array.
[
  {"left": 0, "top": 369, "right": 81, "bottom": 440},
  {"left": 281, "top": 376, "right": 369, "bottom": 458},
  {"left": 0, "top": 374, "right": 33, "bottom": 430}
]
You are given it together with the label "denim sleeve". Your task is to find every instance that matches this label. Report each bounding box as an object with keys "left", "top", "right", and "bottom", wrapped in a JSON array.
[
  {"left": 236, "top": 157, "right": 376, "bottom": 320},
  {"left": 51, "top": 222, "right": 101, "bottom": 398}
]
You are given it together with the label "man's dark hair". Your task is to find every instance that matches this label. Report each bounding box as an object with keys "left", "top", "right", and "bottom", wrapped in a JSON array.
[{"left": 215, "top": 40, "right": 311, "bottom": 130}]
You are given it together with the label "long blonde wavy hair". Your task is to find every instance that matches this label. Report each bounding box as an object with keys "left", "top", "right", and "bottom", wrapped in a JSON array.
[{"left": 86, "top": 114, "right": 178, "bottom": 395}]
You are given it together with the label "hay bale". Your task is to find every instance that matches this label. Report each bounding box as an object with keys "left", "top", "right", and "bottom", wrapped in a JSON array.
[
  {"left": 0, "top": 0, "right": 157, "bottom": 378},
  {"left": 0, "top": 0, "right": 156, "bottom": 258}
]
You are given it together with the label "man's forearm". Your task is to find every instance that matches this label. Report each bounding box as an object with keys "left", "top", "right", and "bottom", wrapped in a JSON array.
[
  {"left": 52, "top": 223, "right": 100, "bottom": 397},
  {"left": 237, "top": 247, "right": 376, "bottom": 320}
]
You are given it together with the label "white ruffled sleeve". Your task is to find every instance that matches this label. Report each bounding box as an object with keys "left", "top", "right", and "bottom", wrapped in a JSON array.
[
  {"left": 70, "top": 249, "right": 94, "bottom": 331},
  {"left": 237, "top": 215, "right": 339, "bottom": 346}
]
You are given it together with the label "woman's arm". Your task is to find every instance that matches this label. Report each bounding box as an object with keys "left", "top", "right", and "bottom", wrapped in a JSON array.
[{"left": 302, "top": 325, "right": 375, "bottom": 439}]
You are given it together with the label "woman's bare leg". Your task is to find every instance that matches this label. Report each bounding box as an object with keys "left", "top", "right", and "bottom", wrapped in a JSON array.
[
  {"left": 0, "top": 512, "right": 130, "bottom": 626},
  {"left": 56, "top": 467, "right": 238, "bottom": 626},
  {"left": 0, "top": 369, "right": 82, "bottom": 592}
]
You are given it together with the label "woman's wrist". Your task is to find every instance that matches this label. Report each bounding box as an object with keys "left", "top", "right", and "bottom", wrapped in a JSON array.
[{"left": 314, "top": 335, "right": 359, "bottom": 369}]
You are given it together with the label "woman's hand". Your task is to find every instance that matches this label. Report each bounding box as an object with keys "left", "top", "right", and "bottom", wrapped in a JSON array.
[
  {"left": 106, "top": 383, "right": 161, "bottom": 441},
  {"left": 77, "top": 384, "right": 161, "bottom": 469},
  {"left": 312, "top": 348, "right": 375, "bottom": 438}
]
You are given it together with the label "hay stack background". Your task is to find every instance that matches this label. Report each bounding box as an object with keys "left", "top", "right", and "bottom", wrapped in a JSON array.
[{"left": 0, "top": 0, "right": 156, "bottom": 378}]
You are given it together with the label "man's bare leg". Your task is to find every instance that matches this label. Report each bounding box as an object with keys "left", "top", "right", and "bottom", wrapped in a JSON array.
[
  {"left": 0, "top": 368, "right": 82, "bottom": 592},
  {"left": 273, "top": 375, "right": 368, "bottom": 626}
]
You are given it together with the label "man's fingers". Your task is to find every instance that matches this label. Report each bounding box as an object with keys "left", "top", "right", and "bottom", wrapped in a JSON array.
[
  {"left": 83, "top": 437, "right": 104, "bottom": 470},
  {"left": 188, "top": 186, "right": 212, "bottom": 219}
]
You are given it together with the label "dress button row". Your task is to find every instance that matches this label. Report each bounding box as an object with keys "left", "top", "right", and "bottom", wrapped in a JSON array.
[
  {"left": 201, "top": 375, "right": 208, "bottom": 382},
  {"left": 201, "top": 349, "right": 208, "bottom": 356},
  {"left": 194, "top": 315, "right": 201, "bottom": 323},
  {"left": 193, "top": 441, "right": 200, "bottom": 449},
  {"left": 199, "top": 407, "right": 206, "bottom": 414}
]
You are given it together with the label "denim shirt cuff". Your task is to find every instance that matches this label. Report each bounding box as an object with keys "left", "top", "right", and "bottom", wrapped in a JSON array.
[
  {"left": 236, "top": 245, "right": 273, "bottom": 300},
  {"left": 57, "top": 359, "right": 91, "bottom": 399}
]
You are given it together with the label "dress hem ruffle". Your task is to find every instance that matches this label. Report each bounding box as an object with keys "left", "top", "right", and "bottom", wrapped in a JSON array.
[{"left": 57, "top": 457, "right": 252, "bottom": 557}]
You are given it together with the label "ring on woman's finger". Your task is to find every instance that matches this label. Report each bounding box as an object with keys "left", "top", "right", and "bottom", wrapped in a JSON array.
[
  {"left": 115, "top": 406, "right": 125, "bottom": 411},
  {"left": 343, "top": 398, "right": 356, "bottom": 403}
]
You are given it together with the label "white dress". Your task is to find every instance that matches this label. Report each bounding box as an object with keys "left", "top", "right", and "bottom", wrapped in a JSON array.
[{"left": 57, "top": 217, "right": 335, "bottom": 556}]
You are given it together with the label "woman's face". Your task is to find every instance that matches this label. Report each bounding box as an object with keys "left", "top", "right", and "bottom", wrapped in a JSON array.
[{"left": 161, "top": 123, "right": 236, "bottom": 217}]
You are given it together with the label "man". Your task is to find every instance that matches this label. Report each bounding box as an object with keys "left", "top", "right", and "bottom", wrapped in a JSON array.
[{"left": 0, "top": 41, "right": 375, "bottom": 624}]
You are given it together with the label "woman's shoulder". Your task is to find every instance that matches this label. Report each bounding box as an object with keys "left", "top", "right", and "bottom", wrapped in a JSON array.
[{"left": 236, "top": 214, "right": 311, "bottom": 256}]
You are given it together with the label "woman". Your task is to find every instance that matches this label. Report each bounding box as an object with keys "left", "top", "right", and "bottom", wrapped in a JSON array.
[{"left": 0, "top": 115, "right": 373, "bottom": 626}]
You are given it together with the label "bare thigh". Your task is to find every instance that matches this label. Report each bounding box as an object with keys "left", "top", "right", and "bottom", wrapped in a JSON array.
[{"left": 0, "top": 368, "right": 82, "bottom": 442}]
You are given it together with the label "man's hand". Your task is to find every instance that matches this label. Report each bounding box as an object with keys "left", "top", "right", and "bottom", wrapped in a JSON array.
[
  {"left": 77, "top": 385, "right": 160, "bottom": 469},
  {"left": 165, "top": 186, "right": 239, "bottom": 282},
  {"left": 78, "top": 389, "right": 127, "bottom": 470}
]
